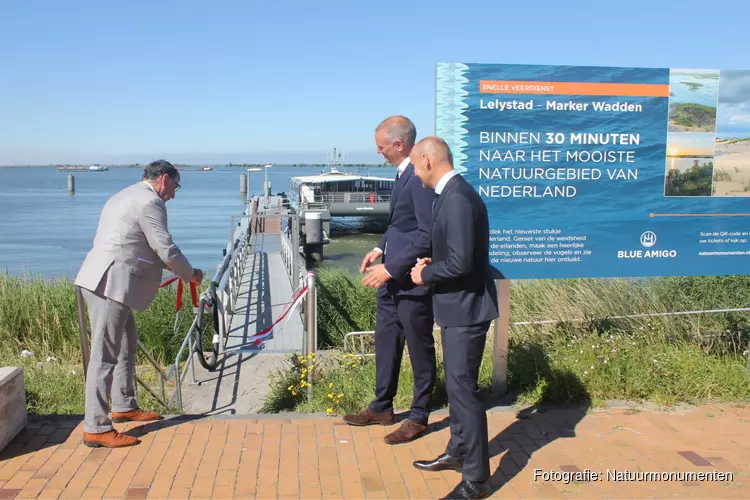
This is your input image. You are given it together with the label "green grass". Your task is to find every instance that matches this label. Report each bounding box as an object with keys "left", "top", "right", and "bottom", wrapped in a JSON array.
[
  {"left": 263, "top": 271, "right": 750, "bottom": 414},
  {"left": 0, "top": 344, "right": 173, "bottom": 416},
  {"left": 5, "top": 270, "right": 750, "bottom": 416}
]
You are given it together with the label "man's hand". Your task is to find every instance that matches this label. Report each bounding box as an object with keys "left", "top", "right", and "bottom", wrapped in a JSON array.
[
  {"left": 190, "top": 269, "right": 204, "bottom": 286},
  {"left": 362, "top": 264, "right": 390, "bottom": 289},
  {"left": 411, "top": 261, "right": 428, "bottom": 285},
  {"left": 360, "top": 249, "right": 383, "bottom": 274}
]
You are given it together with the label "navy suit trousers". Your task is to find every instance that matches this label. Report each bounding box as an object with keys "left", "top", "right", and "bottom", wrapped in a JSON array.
[
  {"left": 369, "top": 287, "right": 436, "bottom": 424},
  {"left": 442, "top": 321, "right": 491, "bottom": 482}
]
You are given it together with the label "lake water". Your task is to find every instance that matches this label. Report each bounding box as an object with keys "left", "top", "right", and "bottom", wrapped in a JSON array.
[
  {"left": 669, "top": 71, "right": 719, "bottom": 108},
  {"left": 0, "top": 166, "right": 382, "bottom": 280}
]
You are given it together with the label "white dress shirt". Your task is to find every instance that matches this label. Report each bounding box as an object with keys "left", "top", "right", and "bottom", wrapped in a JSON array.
[
  {"left": 434, "top": 170, "right": 460, "bottom": 195},
  {"left": 142, "top": 180, "right": 158, "bottom": 194},
  {"left": 374, "top": 156, "right": 411, "bottom": 255},
  {"left": 395, "top": 156, "right": 410, "bottom": 178}
]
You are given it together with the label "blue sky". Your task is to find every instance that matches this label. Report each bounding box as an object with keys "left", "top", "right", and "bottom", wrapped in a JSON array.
[{"left": 1, "top": 0, "right": 748, "bottom": 165}]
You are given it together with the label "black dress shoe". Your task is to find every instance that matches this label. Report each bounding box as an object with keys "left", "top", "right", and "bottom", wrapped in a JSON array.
[
  {"left": 441, "top": 480, "right": 491, "bottom": 499},
  {"left": 413, "top": 453, "right": 463, "bottom": 472}
]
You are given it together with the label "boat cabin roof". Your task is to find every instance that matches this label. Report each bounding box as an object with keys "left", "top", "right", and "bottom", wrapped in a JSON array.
[{"left": 291, "top": 170, "right": 394, "bottom": 185}]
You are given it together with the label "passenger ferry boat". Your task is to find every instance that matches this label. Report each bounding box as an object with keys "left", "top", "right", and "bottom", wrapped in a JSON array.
[{"left": 288, "top": 149, "right": 393, "bottom": 217}]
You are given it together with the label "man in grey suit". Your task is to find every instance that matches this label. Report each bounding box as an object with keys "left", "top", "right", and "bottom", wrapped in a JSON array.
[{"left": 75, "top": 160, "right": 203, "bottom": 448}]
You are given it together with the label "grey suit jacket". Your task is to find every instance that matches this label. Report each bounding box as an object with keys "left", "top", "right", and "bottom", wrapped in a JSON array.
[{"left": 74, "top": 182, "right": 194, "bottom": 312}]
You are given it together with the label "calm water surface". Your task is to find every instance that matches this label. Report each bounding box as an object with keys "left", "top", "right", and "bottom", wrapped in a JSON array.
[{"left": 0, "top": 166, "right": 382, "bottom": 279}]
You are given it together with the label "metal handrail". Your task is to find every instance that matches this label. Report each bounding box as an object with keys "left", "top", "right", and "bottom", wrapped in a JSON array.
[
  {"left": 166, "top": 219, "right": 252, "bottom": 411},
  {"left": 343, "top": 326, "right": 443, "bottom": 357},
  {"left": 76, "top": 284, "right": 182, "bottom": 410},
  {"left": 343, "top": 330, "right": 376, "bottom": 357},
  {"left": 342, "top": 305, "right": 750, "bottom": 359},
  {"left": 136, "top": 339, "right": 169, "bottom": 405},
  {"left": 279, "top": 215, "right": 302, "bottom": 286},
  {"left": 166, "top": 303, "right": 204, "bottom": 410}
]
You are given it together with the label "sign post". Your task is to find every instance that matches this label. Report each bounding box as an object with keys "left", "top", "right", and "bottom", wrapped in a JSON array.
[{"left": 491, "top": 279, "right": 511, "bottom": 395}]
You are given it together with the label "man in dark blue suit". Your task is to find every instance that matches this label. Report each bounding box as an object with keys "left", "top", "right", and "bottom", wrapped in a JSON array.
[
  {"left": 342, "top": 116, "right": 438, "bottom": 445},
  {"left": 410, "top": 136, "right": 498, "bottom": 499}
]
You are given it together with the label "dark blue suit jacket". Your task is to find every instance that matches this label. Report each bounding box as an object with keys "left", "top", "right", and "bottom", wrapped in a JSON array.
[
  {"left": 377, "top": 163, "right": 436, "bottom": 297},
  {"left": 422, "top": 174, "right": 499, "bottom": 327}
]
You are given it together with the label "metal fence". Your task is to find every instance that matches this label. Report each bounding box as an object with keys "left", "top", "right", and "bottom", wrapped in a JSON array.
[{"left": 341, "top": 299, "right": 750, "bottom": 385}]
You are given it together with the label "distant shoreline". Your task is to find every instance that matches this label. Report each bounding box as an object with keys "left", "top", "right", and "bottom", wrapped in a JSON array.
[{"left": 0, "top": 164, "right": 390, "bottom": 169}]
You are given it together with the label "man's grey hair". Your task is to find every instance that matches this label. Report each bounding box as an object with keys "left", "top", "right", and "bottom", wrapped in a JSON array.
[
  {"left": 376, "top": 115, "right": 417, "bottom": 148},
  {"left": 142, "top": 159, "right": 180, "bottom": 182}
]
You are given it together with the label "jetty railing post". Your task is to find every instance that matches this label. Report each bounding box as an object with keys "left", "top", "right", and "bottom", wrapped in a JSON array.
[
  {"left": 75, "top": 285, "right": 90, "bottom": 378},
  {"left": 229, "top": 216, "right": 235, "bottom": 256},
  {"left": 173, "top": 362, "right": 183, "bottom": 412},
  {"left": 264, "top": 165, "right": 269, "bottom": 209},
  {"left": 305, "top": 271, "right": 317, "bottom": 398},
  {"left": 491, "top": 279, "right": 510, "bottom": 396}
]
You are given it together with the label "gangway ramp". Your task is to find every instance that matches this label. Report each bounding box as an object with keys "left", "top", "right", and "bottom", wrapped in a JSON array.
[{"left": 181, "top": 197, "right": 306, "bottom": 415}]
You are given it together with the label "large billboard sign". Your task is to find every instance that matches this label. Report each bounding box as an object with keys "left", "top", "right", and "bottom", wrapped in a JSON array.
[{"left": 436, "top": 63, "right": 750, "bottom": 279}]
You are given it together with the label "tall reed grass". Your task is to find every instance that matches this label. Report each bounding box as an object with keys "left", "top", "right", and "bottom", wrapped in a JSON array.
[
  {"left": 0, "top": 273, "right": 202, "bottom": 415},
  {"left": 0, "top": 274, "right": 199, "bottom": 365}
]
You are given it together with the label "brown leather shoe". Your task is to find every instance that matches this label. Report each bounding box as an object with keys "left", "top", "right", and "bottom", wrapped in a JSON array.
[
  {"left": 342, "top": 408, "right": 394, "bottom": 426},
  {"left": 111, "top": 408, "right": 162, "bottom": 423},
  {"left": 83, "top": 430, "right": 140, "bottom": 448},
  {"left": 384, "top": 419, "right": 428, "bottom": 444}
]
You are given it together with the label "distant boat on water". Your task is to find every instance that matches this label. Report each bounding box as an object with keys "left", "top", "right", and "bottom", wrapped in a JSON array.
[
  {"left": 200, "top": 166, "right": 215, "bottom": 171},
  {"left": 58, "top": 164, "right": 108, "bottom": 171}
]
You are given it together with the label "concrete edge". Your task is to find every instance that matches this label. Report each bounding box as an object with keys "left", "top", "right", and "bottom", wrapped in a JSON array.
[
  {"left": 0, "top": 366, "right": 28, "bottom": 451},
  {"left": 27, "top": 397, "right": 750, "bottom": 424}
]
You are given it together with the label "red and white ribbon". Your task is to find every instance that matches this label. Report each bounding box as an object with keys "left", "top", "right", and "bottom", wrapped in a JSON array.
[
  {"left": 160, "top": 272, "right": 313, "bottom": 346},
  {"left": 246, "top": 272, "right": 313, "bottom": 346}
]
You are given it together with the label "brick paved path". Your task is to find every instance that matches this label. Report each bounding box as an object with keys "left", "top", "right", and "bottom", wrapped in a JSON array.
[{"left": 1, "top": 403, "right": 749, "bottom": 499}]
